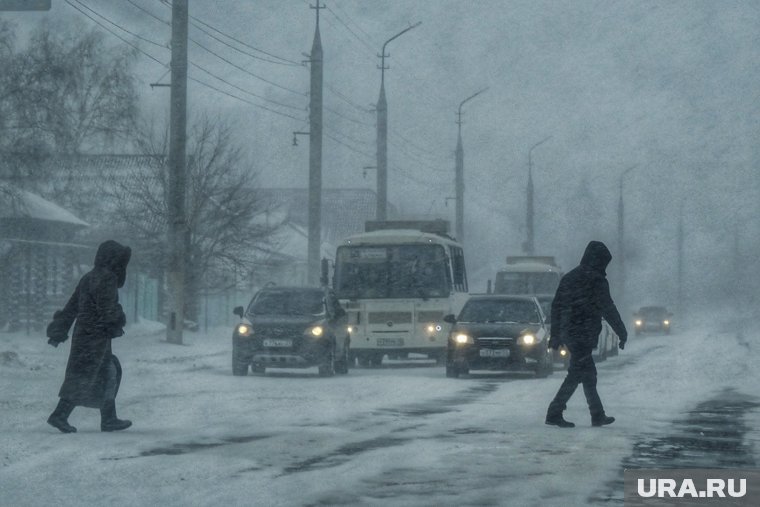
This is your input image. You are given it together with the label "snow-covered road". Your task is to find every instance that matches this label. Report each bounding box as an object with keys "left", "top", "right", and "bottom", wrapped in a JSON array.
[{"left": 1, "top": 318, "right": 758, "bottom": 506}]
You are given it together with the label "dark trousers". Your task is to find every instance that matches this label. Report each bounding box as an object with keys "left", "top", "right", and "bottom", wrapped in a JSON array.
[{"left": 547, "top": 348, "right": 604, "bottom": 418}]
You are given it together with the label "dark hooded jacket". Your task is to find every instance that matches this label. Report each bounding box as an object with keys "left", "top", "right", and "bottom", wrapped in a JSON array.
[
  {"left": 47, "top": 240, "right": 131, "bottom": 408},
  {"left": 549, "top": 241, "right": 627, "bottom": 351}
]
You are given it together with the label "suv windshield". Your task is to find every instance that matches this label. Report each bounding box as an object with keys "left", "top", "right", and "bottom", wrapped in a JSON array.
[
  {"left": 248, "top": 290, "right": 324, "bottom": 316},
  {"left": 459, "top": 299, "right": 540, "bottom": 323},
  {"left": 639, "top": 307, "right": 667, "bottom": 318}
]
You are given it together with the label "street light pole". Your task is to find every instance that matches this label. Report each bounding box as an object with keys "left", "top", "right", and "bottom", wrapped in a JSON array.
[
  {"left": 524, "top": 136, "right": 552, "bottom": 255},
  {"left": 617, "top": 164, "right": 638, "bottom": 304},
  {"left": 455, "top": 87, "right": 488, "bottom": 243},
  {"left": 375, "top": 22, "right": 421, "bottom": 220}
]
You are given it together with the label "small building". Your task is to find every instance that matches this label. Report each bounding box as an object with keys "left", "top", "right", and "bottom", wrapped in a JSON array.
[{"left": 0, "top": 184, "right": 90, "bottom": 332}]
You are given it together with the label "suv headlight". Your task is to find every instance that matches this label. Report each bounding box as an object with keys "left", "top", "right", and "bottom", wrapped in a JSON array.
[
  {"left": 520, "top": 334, "right": 536, "bottom": 345},
  {"left": 308, "top": 325, "right": 324, "bottom": 337},
  {"left": 236, "top": 324, "right": 253, "bottom": 337},
  {"left": 453, "top": 333, "right": 473, "bottom": 345}
]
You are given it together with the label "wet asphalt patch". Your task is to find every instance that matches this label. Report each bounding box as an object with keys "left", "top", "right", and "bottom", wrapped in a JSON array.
[
  {"left": 589, "top": 389, "right": 760, "bottom": 504},
  {"left": 103, "top": 433, "right": 271, "bottom": 460},
  {"left": 281, "top": 436, "right": 409, "bottom": 474}
]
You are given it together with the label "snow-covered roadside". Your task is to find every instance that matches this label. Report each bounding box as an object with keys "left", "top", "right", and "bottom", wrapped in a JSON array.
[{"left": 1, "top": 317, "right": 758, "bottom": 506}]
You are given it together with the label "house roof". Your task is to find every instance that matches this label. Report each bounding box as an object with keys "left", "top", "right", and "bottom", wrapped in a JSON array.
[
  {"left": 0, "top": 184, "right": 88, "bottom": 227},
  {"left": 258, "top": 187, "right": 397, "bottom": 245}
]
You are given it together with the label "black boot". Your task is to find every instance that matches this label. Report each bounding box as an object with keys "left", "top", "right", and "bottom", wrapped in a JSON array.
[
  {"left": 591, "top": 414, "right": 615, "bottom": 427},
  {"left": 47, "top": 399, "right": 77, "bottom": 433},
  {"left": 545, "top": 413, "right": 575, "bottom": 428},
  {"left": 100, "top": 400, "right": 132, "bottom": 432}
]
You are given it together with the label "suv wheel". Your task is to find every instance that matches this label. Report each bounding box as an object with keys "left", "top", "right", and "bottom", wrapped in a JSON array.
[
  {"left": 445, "top": 363, "right": 460, "bottom": 378},
  {"left": 232, "top": 339, "right": 250, "bottom": 376},
  {"left": 318, "top": 348, "right": 336, "bottom": 377}
]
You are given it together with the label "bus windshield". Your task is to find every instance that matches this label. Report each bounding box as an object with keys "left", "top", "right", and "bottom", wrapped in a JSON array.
[
  {"left": 494, "top": 271, "right": 560, "bottom": 295},
  {"left": 335, "top": 244, "right": 450, "bottom": 299}
]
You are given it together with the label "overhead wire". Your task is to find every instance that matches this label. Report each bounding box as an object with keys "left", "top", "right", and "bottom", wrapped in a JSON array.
[{"left": 63, "top": 0, "right": 306, "bottom": 123}]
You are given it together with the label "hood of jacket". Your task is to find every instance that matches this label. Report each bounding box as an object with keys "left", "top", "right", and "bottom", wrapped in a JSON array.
[
  {"left": 94, "top": 240, "right": 131, "bottom": 288},
  {"left": 579, "top": 240, "right": 611, "bottom": 275}
]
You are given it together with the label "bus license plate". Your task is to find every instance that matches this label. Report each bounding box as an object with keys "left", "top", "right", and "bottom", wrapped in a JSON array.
[
  {"left": 263, "top": 339, "right": 292, "bottom": 348},
  {"left": 377, "top": 338, "right": 404, "bottom": 347},
  {"left": 480, "top": 348, "right": 509, "bottom": 358}
]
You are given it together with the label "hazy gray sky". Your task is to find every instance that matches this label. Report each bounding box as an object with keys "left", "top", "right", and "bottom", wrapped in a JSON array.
[{"left": 7, "top": 0, "right": 759, "bottom": 311}]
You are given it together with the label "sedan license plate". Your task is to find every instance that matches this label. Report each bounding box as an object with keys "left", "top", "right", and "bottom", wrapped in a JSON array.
[
  {"left": 377, "top": 337, "right": 404, "bottom": 347},
  {"left": 480, "top": 348, "right": 509, "bottom": 358},
  {"left": 262, "top": 339, "right": 292, "bottom": 348}
]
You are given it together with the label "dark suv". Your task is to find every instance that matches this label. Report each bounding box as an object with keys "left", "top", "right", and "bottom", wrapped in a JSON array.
[
  {"left": 232, "top": 287, "right": 350, "bottom": 377},
  {"left": 633, "top": 306, "right": 673, "bottom": 335},
  {"left": 444, "top": 295, "right": 553, "bottom": 378}
]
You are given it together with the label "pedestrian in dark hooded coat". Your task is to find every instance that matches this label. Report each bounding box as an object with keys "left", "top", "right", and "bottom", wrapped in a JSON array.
[
  {"left": 46, "top": 240, "right": 133, "bottom": 433},
  {"left": 545, "top": 240, "right": 628, "bottom": 428}
]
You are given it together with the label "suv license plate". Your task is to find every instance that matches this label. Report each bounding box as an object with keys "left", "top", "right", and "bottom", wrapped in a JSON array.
[
  {"left": 263, "top": 339, "right": 292, "bottom": 347},
  {"left": 377, "top": 338, "right": 404, "bottom": 347},
  {"left": 480, "top": 348, "right": 509, "bottom": 358}
]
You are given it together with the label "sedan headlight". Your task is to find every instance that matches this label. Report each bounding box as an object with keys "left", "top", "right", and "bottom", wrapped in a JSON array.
[
  {"left": 237, "top": 324, "right": 253, "bottom": 337},
  {"left": 635, "top": 320, "right": 643, "bottom": 326},
  {"left": 454, "top": 333, "right": 473, "bottom": 345},
  {"left": 520, "top": 334, "right": 536, "bottom": 345},
  {"left": 309, "top": 325, "right": 324, "bottom": 337},
  {"left": 559, "top": 348, "right": 568, "bottom": 357}
]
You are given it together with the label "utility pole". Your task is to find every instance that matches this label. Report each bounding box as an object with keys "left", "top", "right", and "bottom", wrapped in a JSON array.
[
  {"left": 617, "top": 164, "right": 637, "bottom": 307},
  {"left": 375, "top": 22, "right": 421, "bottom": 220},
  {"left": 307, "top": 0, "right": 324, "bottom": 285},
  {"left": 676, "top": 202, "right": 684, "bottom": 318},
  {"left": 166, "top": 0, "right": 188, "bottom": 345},
  {"left": 455, "top": 87, "right": 487, "bottom": 243},
  {"left": 524, "top": 136, "right": 552, "bottom": 255}
]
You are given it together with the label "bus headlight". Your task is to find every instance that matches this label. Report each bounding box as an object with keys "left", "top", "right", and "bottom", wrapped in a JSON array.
[
  {"left": 426, "top": 324, "right": 443, "bottom": 334},
  {"left": 347, "top": 326, "right": 354, "bottom": 334},
  {"left": 237, "top": 324, "right": 253, "bottom": 337},
  {"left": 454, "top": 333, "right": 473, "bottom": 345},
  {"left": 309, "top": 326, "right": 324, "bottom": 337},
  {"left": 521, "top": 334, "right": 536, "bottom": 345}
]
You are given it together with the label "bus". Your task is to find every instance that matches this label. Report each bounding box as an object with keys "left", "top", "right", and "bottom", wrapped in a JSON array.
[
  {"left": 493, "top": 256, "right": 562, "bottom": 296},
  {"left": 332, "top": 220, "right": 469, "bottom": 367}
]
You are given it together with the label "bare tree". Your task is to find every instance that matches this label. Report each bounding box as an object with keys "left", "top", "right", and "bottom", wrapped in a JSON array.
[
  {"left": 115, "top": 116, "right": 279, "bottom": 323},
  {"left": 9, "top": 20, "right": 138, "bottom": 158}
]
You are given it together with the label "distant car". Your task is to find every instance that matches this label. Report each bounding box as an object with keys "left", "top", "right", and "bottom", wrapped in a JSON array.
[
  {"left": 633, "top": 306, "right": 673, "bottom": 335},
  {"left": 444, "top": 295, "right": 553, "bottom": 378},
  {"left": 231, "top": 286, "right": 351, "bottom": 377}
]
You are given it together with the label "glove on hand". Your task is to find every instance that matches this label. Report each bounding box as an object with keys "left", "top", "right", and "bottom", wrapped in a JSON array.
[
  {"left": 618, "top": 339, "right": 626, "bottom": 350},
  {"left": 48, "top": 338, "right": 59, "bottom": 348}
]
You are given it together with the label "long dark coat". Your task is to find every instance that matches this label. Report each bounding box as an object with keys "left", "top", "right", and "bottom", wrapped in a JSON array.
[
  {"left": 47, "top": 240, "right": 131, "bottom": 408},
  {"left": 549, "top": 241, "right": 627, "bottom": 351}
]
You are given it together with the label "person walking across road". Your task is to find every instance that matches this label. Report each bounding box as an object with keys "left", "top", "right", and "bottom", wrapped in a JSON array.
[
  {"left": 545, "top": 240, "right": 628, "bottom": 428},
  {"left": 46, "top": 240, "right": 133, "bottom": 433}
]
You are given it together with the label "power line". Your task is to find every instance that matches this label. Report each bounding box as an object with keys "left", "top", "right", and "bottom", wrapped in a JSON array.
[
  {"left": 72, "top": 0, "right": 167, "bottom": 49},
  {"left": 63, "top": 1, "right": 305, "bottom": 123},
  {"left": 63, "top": 0, "right": 166, "bottom": 66},
  {"left": 188, "top": 76, "right": 305, "bottom": 122},
  {"left": 324, "top": 132, "right": 374, "bottom": 159},
  {"left": 159, "top": 0, "right": 302, "bottom": 66},
  {"left": 326, "top": 82, "right": 372, "bottom": 114},
  {"left": 324, "top": 4, "right": 376, "bottom": 57},
  {"left": 190, "top": 61, "right": 306, "bottom": 112},
  {"left": 323, "top": 104, "right": 374, "bottom": 128},
  {"left": 189, "top": 35, "right": 306, "bottom": 97}
]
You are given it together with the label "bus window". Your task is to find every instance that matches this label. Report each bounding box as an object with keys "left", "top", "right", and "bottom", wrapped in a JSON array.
[{"left": 450, "top": 246, "right": 467, "bottom": 293}]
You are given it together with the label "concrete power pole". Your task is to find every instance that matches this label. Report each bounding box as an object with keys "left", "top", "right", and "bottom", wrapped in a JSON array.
[
  {"left": 375, "top": 22, "right": 421, "bottom": 220},
  {"left": 166, "top": 0, "right": 188, "bottom": 344},
  {"left": 617, "top": 164, "right": 637, "bottom": 307},
  {"left": 676, "top": 202, "right": 684, "bottom": 317},
  {"left": 307, "top": 1, "right": 324, "bottom": 285},
  {"left": 455, "top": 88, "right": 487, "bottom": 243},
  {"left": 524, "top": 136, "right": 552, "bottom": 255}
]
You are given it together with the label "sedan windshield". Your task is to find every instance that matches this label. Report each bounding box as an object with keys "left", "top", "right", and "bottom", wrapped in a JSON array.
[
  {"left": 459, "top": 299, "right": 541, "bottom": 323},
  {"left": 248, "top": 290, "right": 324, "bottom": 316}
]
